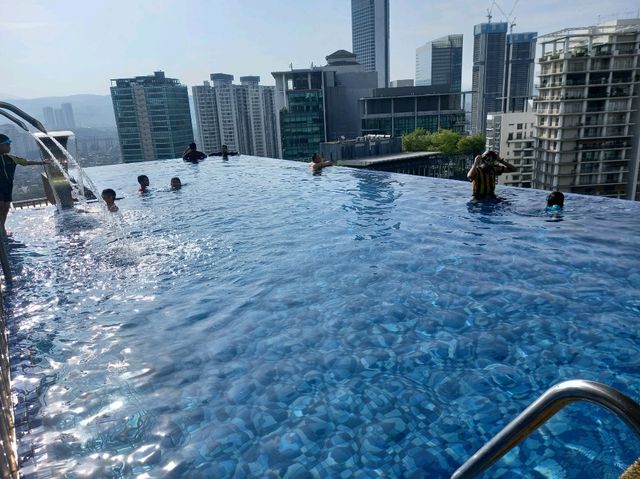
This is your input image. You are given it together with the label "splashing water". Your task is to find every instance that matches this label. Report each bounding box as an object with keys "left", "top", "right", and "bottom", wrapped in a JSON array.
[
  {"left": 46, "top": 134, "right": 100, "bottom": 200},
  {"left": 31, "top": 134, "right": 89, "bottom": 207}
]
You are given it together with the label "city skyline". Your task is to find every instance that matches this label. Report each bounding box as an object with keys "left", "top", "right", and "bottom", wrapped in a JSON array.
[{"left": 3, "top": 0, "right": 639, "bottom": 99}]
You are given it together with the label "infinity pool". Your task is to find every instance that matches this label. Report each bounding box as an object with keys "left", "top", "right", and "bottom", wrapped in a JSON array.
[{"left": 5, "top": 156, "right": 640, "bottom": 478}]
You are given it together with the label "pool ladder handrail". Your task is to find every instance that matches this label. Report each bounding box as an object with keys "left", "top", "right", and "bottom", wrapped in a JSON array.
[{"left": 451, "top": 379, "right": 640, "bottom": 479}]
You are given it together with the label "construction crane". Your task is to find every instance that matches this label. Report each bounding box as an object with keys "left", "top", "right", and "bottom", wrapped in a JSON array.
[{"left": 490, "top": 0, "right": 520, "bottom": 33}]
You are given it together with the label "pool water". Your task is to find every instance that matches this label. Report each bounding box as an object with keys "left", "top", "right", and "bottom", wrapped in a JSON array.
[{"left": 5, "top": 156, "right": 640, "bottom": 478}]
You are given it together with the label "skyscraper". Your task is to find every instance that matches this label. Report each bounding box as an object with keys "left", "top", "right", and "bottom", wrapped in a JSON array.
[
  {"left": 503, "top": 32, "right": 537, "bottom": 112},
  {"left": 471, "top": 22, "right": 508, "bottom": 134},
  {"left": 110, "top": 71, "right": 194, "bottom": 163},
  {"left": 272, "top": 50, "right": 378, "bottom": 160},
  {"left": 533, "top": 19, "right": 640, "bottom": 200},
  {"left": 416, "top": 34, "right": 463, "bottom": 91},
  {"left": 60, "top": 103, "right": 76, "bottom": 130},
  {"left": 43, "top": 107, "right": 56, "bottom": 130},
  {"left": 351, "top": 0, "right": 390, "bottom": 88},
  {"left": 192, "top": 75, "right": 278, "bottom": 157}
]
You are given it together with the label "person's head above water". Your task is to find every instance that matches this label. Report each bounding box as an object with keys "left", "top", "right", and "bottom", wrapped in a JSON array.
[
  {"left": 137, "top": 175, "right": 150, "bottom": 187},
  {"left": 222, "top": 144, "right": 228, "bottom": 152},
  {"left": 189, "top": 142, "right": 197, "bottom": 150},
  {"left": 101, "top": 188, "right": 116, "bottom": 202},
  {"left": 170, "top": 177, "right": 182, "bottom": 190},
  {"left": 0, "top": 134, "right": 12, "bottom": 154},
  {"left": 311, "top": 153, "right": 321, "bottom": 163},
  {"left": 547, "top": 191, "right": 564, "bottom": 208}
]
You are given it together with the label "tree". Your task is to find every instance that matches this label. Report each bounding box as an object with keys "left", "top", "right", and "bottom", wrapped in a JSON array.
[{"left": 457, "top": 134, "right": 486, "bottom": 156}]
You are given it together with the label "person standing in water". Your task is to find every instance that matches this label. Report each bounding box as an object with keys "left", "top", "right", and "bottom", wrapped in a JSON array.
[
  {"left": 182, "top": 143, "right": 207, "bottom": 162},
  {"left": 467, "top": 150, "right": 516, "bottom": 199},
  {"left": 0, "top": 134, "right": 51, "bottom": 227}
]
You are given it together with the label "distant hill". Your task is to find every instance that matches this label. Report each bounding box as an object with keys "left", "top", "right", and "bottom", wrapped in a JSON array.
[{"left": 1, "top": 94, "right": 116, "bottom": 128}]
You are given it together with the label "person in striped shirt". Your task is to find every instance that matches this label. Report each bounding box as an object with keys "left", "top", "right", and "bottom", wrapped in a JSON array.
[{"left": 467, "top": 150, "right": 516, "bottom": 199}]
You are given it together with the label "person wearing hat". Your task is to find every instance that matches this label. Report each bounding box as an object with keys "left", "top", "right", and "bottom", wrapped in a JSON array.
[
  {"left": 0, "top": 134, "right": 51, "bottom": 227},
  {"left": 467, "top": 150, "right": 516, "bottom": 199}
]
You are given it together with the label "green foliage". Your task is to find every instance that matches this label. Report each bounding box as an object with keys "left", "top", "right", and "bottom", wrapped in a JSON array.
[
  {"left": 402, "top": 129, "right": 486, "bottom": 156},
  {"left": 457, "top": 134, "right": 486, "bottom": 156}
]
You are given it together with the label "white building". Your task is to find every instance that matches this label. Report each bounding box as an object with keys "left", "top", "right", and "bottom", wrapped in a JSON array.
[
  {"left": 193, "top": 74, "right": 278, "bottom": 157},
  {"left": 486, "top": 110, "right": 536, "bottom": 188},
  {"left": 533, "top": 19, "right": 640, "bottom": 200}
]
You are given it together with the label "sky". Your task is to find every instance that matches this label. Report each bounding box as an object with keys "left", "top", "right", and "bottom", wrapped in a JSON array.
[{"left": 2, "top": 0, "right": 640, "bottom": 99}]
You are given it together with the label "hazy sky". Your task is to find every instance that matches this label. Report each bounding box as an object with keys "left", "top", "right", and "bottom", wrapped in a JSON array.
[{"left": 2, "top": 0, "right": 639, "bottom": 99}]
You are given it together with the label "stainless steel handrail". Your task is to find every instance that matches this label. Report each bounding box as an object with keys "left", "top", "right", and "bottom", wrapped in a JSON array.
[
  {"left": 451, "top": 380, "right": 640, "bottom": 479},
  {"left": 0, "top": 102, "right": 47, "bottom": 133}
]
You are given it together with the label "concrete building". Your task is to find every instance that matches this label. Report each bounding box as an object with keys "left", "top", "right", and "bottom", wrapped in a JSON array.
[
  {"left": 110, "top": 71, "right": 194, "bottom": 163},
  {"left": 272, "top": 50, "right": 378, "bottom": 160},
  {"left": 193, "top": 75, "right": 278, "bottom": 157},
  {"left": 486, "top": 110, "right": 536, "bottom": 187},
  {"left": 503, "top": 32, "right": 537, "bottom": 113},
  {"left": 320, "top": 135, "right": 402, "bottom": 162},
  {"left": 472, "top": 22, "right": 508, "bottom": 134},
  {"left": 416, "top": 34, "right": 463, "bottom": 91},
  {"left": 360, "top": 84, "right": 466, "bottom": 137},
  {"left": 533, "top": 19, "right": 640, "bottom": 200},
  {"left": 352, "top": 0, "right": 390, "bottom": 88}
]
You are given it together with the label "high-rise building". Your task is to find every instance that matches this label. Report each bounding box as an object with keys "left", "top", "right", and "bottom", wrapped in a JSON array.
[
  {"left": 415, "top": 34, "right": 463, "bottom": 91},
  {"left": 272, "top": 50, "right": 378, "bottom": 160},
  {"left": 110, "top": 71, "right": 194, "bottom": 163},
  {"left": 43, "top": 107, "right": 56, "bottom": 130},
  {"left": 503, "top": 33, "right": 537, "bottom": 113},
  {"left": 42, "top": 103, "right": 77, "bottom": 130},
  {"left": 351, "top": 0, "right": 390, "bottom": 88},
  {"left": 61, "top": 103, "right": 76, "bottom": 130},
  {"left": 486, "top": 110, "right": 536, "bottom": 188},
  {"left": 533, "top": 19, "right": 640, "bottom": 200},
  {"left": 471, "top": 22, "right": 508, "bottom": 134},
  {"left": 192, "top": 75, "right": 278, "bottom": 157}
]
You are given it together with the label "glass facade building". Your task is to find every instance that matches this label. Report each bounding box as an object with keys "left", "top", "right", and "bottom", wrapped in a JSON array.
[
  {"left": 503, "top": 33, "right": 537, "bottom": 112},
  {"left": 471, "top": 22, "right": 508, "bottom": 135},
  {"left": 351, "top": 0, "right": 390, "bottom": 88},
  {"left": 416, "top": 34, "right": 463, "bottom": 91},
  {"left": 110, "top": 71, "right": 194, "bottom": 163},
  {"left": 361, "top": 86, "right": 466, "bottom": 136},
  {"left": 280, "top": 89, "right": 325, "bottom": 161}
]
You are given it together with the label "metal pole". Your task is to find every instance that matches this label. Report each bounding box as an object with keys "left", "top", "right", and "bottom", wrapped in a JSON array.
[{"left": 451, "top": 380, "right": 640, "bottom": 478}]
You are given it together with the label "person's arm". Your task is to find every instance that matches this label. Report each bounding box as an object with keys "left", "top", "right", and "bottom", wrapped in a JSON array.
[
  {"left": 467, "top": 155, "right": 482, "bottom": 180},
  {"left": 321, "top": 160, "right": 333, "bottom": 167},
  {"left": 498, "top": 158, "right": 516, "bottom": 173},
  {"left": 10, "top": 155, "right": 48, "bottom": 166}
]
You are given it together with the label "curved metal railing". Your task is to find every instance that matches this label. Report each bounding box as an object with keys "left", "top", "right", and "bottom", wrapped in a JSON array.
[{"left": 451, "top": 380, "right": 640, "bottom": 478}]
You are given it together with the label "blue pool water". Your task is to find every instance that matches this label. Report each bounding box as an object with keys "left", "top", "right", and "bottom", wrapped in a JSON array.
[{"left": 5, "top": 156, "right": 640, "bottom": 478}]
